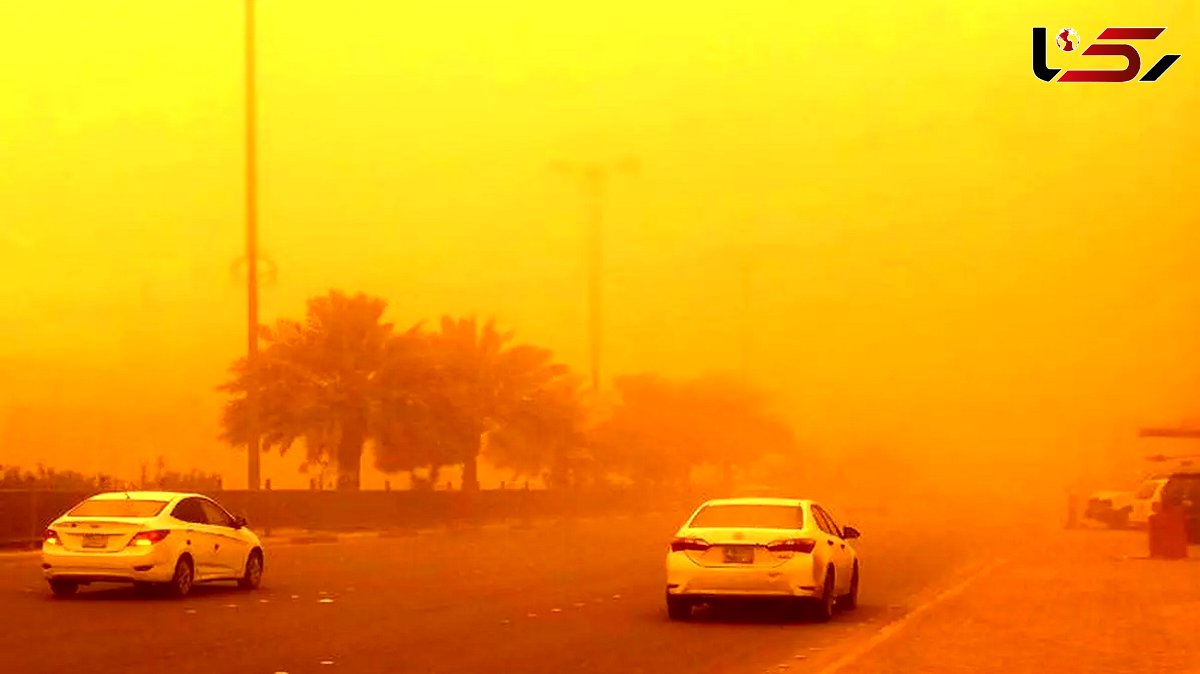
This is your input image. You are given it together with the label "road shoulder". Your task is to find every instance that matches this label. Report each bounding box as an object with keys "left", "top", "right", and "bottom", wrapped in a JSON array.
[{"left": 820, "top": 530, "right": 1200, "bottom": 674}]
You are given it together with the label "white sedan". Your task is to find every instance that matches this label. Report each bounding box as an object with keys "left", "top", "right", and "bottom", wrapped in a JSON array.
[
  {"left": 665, "top": 497, "right": 860, "bottom": 621},
  {"left": 42, "top": 491, "right": 265, "bottom": 598},
  {"left": 1129, "top": 477, "right": 1169, "bottom": 528}
]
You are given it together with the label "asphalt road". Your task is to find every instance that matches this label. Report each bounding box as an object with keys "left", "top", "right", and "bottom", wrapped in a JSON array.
[{"left": 0, "top": 506, "right": 1003, "bottom": 674}]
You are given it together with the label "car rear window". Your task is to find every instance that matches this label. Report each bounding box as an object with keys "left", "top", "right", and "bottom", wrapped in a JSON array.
[
  {"left": 68, "top": 499, "right": 168, "bottom": 518},
  {"left": 690, "top": 504, "right": 803, "bottom": 529}
]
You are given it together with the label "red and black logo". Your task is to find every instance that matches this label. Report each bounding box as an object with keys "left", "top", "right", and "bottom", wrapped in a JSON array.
[{"left": 1033, "top": 27, "right": 1181, "bottom": 83}]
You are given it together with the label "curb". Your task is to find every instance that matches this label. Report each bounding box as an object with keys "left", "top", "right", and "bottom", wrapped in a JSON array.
[
  {"left": 284, "top": 534, "right": 341, "bottom": 545},
  {"left": 813, "top": 558, "right": 1008, "bottom": 674},
  {"left": 265, "top": 514, "right": 636, "bottom": 544},
  {"left": 265, "top": 520, "right": 529, "bottom": 545},
  {"left": 0, "top": 540, "right": 38, "bottom": 552}
]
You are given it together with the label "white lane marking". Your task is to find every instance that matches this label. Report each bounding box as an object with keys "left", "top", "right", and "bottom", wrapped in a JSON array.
[{"left": 814, "top": 559, "right": 1007, "bottom": 674}]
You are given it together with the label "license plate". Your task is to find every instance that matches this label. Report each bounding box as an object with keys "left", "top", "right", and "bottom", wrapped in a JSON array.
[
  {"left": 723, "top": 546, "right": 754, "bottom": 564},
  {"left": 82, "top": 534, "right": 107, "bottom": 549}
]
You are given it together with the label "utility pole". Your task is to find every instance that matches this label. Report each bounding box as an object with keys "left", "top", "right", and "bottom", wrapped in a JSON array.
[
  {"left": 584, "top": 165, "right": 604, "bottom": 394},
  {"left": 737, "top": 256, "right": 753, "bottom": 382},
  {"left": 244, "top": 0, "right": 261, "bottom": 491},
  {"left": 553, "top": 158, "right": 638, "bottom": 393}
]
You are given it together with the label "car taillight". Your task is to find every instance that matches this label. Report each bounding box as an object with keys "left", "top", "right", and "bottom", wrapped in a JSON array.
[
  {"left": 129, "top": 530, "right": 170, "bottom": 547},
  {"left": 766, "top": 538, "right": 816, "bottom": 554},
  {"left": 43, "top": 529, "right": 61, "bottom": 546},
  {"left": 670, "top": 537, "right": 711, "bottom": 553}
]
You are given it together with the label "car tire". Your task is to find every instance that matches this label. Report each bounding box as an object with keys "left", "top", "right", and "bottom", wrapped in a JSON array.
[
  {"left": 666, "top": 594, "right": 693, "bottom": 621},
  {"left": 237, "top": 550, "right": 264, "bottom": 590},
  {"left": 166, "top": 556, "right": 194, "bottom": 599},
  {"left": 48, "top": 580, "right": 78, "bottom": 598},
  {"left": 812, "top": 567, "right": 836, "bottom": 622},
  {"left": 840, "top": 563, "right": 860, "bottom": 611},
  {"left": 1107, "top": 508, "right": 1130, "bottom": 529}
]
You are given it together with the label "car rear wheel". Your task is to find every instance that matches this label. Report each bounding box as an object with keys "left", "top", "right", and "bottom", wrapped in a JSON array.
[
  {"left": 1110, "top": 508, "right": 1131, "bottom": 529},
  {"left": 48, "top": 580, "right": 78, "bottom": 598},
  {"left": 666, "top": 594, "right": 693, "bottom": 621},
  {"left": 238, "top": 550, "right": 263, "bottom": 590},
  {"left": 840, "top": 564, "right": 860, "bottom": 611},
  {"left": 812, "top": 568, "right": 836, "bottom": 622},
  {"left": 166, "top": 557, "right": 194, "bottom": 598}
]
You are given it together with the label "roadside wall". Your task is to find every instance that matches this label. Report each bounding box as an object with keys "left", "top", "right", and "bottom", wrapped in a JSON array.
[{"left": 0, "top": 487, "right": 701, "bottom": 544}]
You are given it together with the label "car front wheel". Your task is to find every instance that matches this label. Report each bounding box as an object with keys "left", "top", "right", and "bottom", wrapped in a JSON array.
[
  {"left": 840, "top": 563, "right": 860, "bottom": 611},
  {"left": 812, "top": 568, "right": 836, "bottom": 622},
  {"left": 238, "top": 550, "right": 263, "bottom": 590}
]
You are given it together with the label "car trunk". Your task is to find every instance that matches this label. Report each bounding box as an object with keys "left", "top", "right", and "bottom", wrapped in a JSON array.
[
  {"left": 680, "top": 527, "right": 809, "bottom": 569},
  {"left": 52, "top": 518, "right": 150, "bottom": 552}
]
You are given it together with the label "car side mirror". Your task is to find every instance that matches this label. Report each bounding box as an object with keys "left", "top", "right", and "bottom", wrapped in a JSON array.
[
  {"left": 233, "top": 516, "right": 248, "bottom": 529},
  {"left": 842, "top": 526, "right": 861, "bottom": 540}
]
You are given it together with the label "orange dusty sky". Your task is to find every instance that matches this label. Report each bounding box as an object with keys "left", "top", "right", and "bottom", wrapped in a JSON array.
[{"left": 1, "top": 0, "right": 1198, "bottom": 489}]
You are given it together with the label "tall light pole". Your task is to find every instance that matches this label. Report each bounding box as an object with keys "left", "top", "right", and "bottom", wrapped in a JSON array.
[
  {"left": 244, "top": 0, "right": 261, "bottom": 490},
  {"left": 553, "top": 158, "right": 638, "bottom": 393}
]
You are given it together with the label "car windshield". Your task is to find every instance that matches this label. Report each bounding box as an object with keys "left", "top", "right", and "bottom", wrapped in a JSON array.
[
  {"left": 689, "top": 504, "right": 802, "bottom": 529},
  {"left": 67, "top": 499, "right": 168, "bottom": 518},
  {"left": 1135, "top": 481, "right": 1161, "bottom": 499}
]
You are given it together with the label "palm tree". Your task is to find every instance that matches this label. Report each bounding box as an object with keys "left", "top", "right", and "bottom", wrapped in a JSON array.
[
  {"left": 426, "top": 316, "right": 569, "bottom": 491},
  {"left": 219, "top": 290, "right": 421, "bottom": 490},
  {"left": 488, "top": 374, "right": 589, "bottom": 488},
  {"left": 590, "top": 374, "right": 696, "bottom": 488},
  {"left": 589, "top": 373, "right": 797, "bottom": 489}
]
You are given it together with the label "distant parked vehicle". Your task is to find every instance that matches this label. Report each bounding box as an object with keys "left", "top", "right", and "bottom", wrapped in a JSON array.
[
  {"left": 1159, "top": 472, "right": 1200, "bottom": 543},
  {"left": 1085, "top": 490, "right": 1133, "bottom": 528},
  {"left": 42, "top": 491, "right": 264, "bottom": 598}
]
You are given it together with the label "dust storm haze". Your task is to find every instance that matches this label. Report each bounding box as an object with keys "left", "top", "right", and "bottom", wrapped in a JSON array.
[{"left": 1, "top": 0, "right": 1198, "bottom": 512}]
